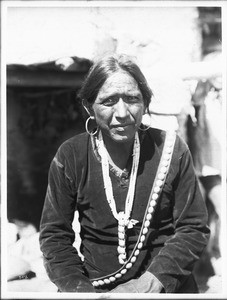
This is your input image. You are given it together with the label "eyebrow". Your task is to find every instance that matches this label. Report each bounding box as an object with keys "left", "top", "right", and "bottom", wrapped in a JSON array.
[{"left": 98, "top": 91, "right": 142, "bottom": 100}]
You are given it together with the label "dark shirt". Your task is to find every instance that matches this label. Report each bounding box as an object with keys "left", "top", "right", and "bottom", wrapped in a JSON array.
[{"left": 39, "top": 128, "right": 210, "bottom": 293}]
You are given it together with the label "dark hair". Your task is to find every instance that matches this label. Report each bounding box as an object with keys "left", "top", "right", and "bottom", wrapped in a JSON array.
[{"left": 78, "top": 54, "right": 153, "bottom": 111}]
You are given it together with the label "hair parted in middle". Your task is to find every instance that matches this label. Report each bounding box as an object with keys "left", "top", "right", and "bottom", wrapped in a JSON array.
[{"left": 78, "top": 53, "right": 153, "bottom": 113}]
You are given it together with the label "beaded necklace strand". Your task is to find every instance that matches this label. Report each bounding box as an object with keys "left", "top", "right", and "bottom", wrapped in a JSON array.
[
  {"left": 96, "top": 131, "right": 140, "bottom": 264},
  {"left": 91, "top": 130, "right": 176, "bottom": 288}
]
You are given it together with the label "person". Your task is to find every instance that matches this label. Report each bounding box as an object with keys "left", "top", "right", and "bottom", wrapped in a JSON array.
[
  {"left": 39, "top": 54, "right": 210, "bottom": 293},
  {"left": 185, "top": 62, "right": 222, "bottom": 278}
]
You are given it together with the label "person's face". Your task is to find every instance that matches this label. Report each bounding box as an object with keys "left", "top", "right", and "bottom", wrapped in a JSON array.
[{"left": 92, "top": 71, "right": 145, "bottom": 144}]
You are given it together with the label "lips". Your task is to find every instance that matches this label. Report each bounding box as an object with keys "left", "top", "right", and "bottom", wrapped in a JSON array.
[
  {"left": 112, "top": 123, "right": 134, "bottom": 128},
  {"left": 112, "top": 123, "right": 134, "bottom": 132},
  {"left": 115, "top": 127, "right": 125, "bottom": 132}
]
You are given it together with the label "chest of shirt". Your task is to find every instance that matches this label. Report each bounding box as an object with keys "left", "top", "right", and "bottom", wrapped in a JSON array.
[{"left": 76, "top": 143, "right": 175, "bottom": 230}]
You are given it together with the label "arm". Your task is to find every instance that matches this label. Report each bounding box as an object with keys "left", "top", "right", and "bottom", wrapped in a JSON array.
[
  {"left": 39, "top": 143, "right": 95, "bottom": 292},
  {"left": 147, "top": 147, "right": 210, "bottom": 292}
]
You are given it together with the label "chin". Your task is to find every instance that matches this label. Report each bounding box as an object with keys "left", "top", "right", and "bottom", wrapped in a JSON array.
[{"left": 110, "top": 132, "right": 135, "bottom": 143}]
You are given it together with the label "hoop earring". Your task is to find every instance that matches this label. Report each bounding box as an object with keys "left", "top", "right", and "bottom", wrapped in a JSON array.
[
  {"left": 139, "top": 123, "right": 150, "bottom": 131},
  {"left": 85, "top": 116, "right": 99, "bottom": 136}
]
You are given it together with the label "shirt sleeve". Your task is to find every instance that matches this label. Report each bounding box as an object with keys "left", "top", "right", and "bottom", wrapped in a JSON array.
[
  {"left": 39, "top": 143, "right": 95, "bottom": 292},
  {"left": 147, "top": 146, "right": 210, "bottom": 293}
]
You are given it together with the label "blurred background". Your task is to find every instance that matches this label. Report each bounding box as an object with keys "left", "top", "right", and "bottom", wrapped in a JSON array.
[{"left": 4, "top": 3, "right": 224, "bottom": 294}]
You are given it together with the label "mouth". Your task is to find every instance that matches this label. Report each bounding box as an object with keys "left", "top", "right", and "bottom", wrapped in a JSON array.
[
  {"left": 112, "top": 124, "right": 134, "bottom": 132},
  {"left": 112, "top": 123, "right": 134, "bottom": 128},
  {"left": 115, "top": 127, "right": 125, "bottom": 132}
]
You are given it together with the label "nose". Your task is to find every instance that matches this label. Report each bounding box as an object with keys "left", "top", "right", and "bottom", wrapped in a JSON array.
[{"left": 114, "top": 98, "right": 129, "bottom": 119}]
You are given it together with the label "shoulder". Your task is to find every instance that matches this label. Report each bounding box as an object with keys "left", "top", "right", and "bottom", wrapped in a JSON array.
[
  {"left": 144, "top": 127, "right": 166, "bottom": 147},
  {"left": 174, "top": 133, "right": 189, "bottom": 157},
  {"left": 146, "top": 127, "right": 189, "bottom": 156},
  {"left": 62, "top": 131, "right": 89, "bottom": 148},
  {"left": 147, "top": 128, "right": 193, "bottom": 180},
  {"left": 56, "top": 132, "right": 90, "bottom": 161}
]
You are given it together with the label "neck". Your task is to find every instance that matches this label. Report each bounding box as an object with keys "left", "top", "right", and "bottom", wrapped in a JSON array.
[{"left": 102, "top": 133, "right": 135, "bottom": 170}]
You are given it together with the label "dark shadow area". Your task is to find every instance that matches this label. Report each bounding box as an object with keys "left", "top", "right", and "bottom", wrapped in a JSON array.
[{"left": 7, "top": 56, "right": 92, "bottom": 230}]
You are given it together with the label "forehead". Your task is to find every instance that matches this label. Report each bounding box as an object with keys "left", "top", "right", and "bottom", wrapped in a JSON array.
[{"left": 97, "top": 71, "right": 141, "bottom": 98}]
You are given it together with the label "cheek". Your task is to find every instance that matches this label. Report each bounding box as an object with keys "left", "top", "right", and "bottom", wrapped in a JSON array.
[
  {"left": 94, "top": 108, "right": 112, "bottom": 126},
  {"left": 131, "top": 104, "right": 145, "bottom": 120}
]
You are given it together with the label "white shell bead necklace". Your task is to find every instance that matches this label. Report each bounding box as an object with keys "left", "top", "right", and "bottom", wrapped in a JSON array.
[
  {"left": 97, "top": 131, "right": 140, "bottom": 264},
  {"left": 91, "top": 130, "right": 176, "bottom": 288}
]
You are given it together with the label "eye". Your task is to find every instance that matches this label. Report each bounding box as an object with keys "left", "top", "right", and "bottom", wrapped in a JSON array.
[
  {"left": 102, "top": 97, "right": 117, "bottom": 106},
  {"left": 125, "top": 95, "right": 141, "bottom": 103}
]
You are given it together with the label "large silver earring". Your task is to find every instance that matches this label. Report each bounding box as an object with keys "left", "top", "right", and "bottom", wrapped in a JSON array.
[
  {"left": 85, "top": 116, "right": 98, "bottom": 136},
  {"left": 139, "top": 123, "right": 150, "bottom": 131},
  {"left": 139, "top": 109, "right": 151, "bottom": 131}
]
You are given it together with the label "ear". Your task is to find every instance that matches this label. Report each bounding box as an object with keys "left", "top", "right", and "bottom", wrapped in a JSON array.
[{"left": 82, "top": 100, "right": 94, "bottom": 116}]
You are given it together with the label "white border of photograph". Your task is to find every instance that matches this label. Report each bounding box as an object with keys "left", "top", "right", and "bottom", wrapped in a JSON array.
[{"left": 1, "top": 1, "right": 227, "bottom": 299}]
